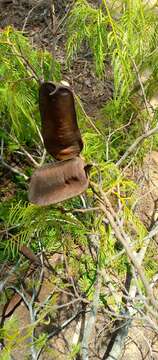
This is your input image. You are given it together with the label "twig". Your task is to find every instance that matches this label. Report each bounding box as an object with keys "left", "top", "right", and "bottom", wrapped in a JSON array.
[
  {"left": 132, "top": 58, "right": 152, "bottom": 124},
  {"left": 106, "top": 113, "right": 134, "bottom": 161},
  {"left": 57, "top": 298, "right": 89, "bottom": 310},
  {"left": 0, "top": 138, "right": 28, "bottom": 180},
  {"left": 104, "top": 320, "right": 131, "bottom": 360},
  {"left": 49, "top": 0, "right": 57, "bottom": 76},
  {"left": 8, "top": 132, "right": 42, "bottom": 168},
  {"left": 50, "top": 0, "right": 72, "bottom": 35},
  {"left": 48, "top": 310, "right": 84, "bottom": 340},
  {"left": 48, "top": 0, "right": 74, "bottom": 79},
  {"left": 0, "top": 139, "right": 28, "bottom": 179},
  {"left": 116, "top": 123, "right": 158, "bottom": 167},
  {"left": 5, "top": 41, "right": 42, "bottom": 84},
  {"left": 36, "top": 309, "right": 86, "bottom": 360},
  {"left": 81, "top": 271, "right": 101, "bottom": 360},
  {"left": 91, "top": 183, "right": 158, "bottom": 313},
  {"left": 30, "top": 253, "right": 44, "bottom": 305},
  {"left": 0, "top": 262, "right": 20, "bottom": 293},
  {"left": 8, "top": 263, "right": 44, "bottom": 360},
  {"left": 34, "top": 288, "right": 58, "bottom": 318},
  {"left": 7, "top": 285, "right": 30, "bottom": 309},
  {"left": 104, "top": 238, "right": 154, "bottom": 360},
  {"left": 101, "top": 193, "right": 158, "bottom": 359},
  {"left": 75, "top": 95, "right": 103, "bottom": 137},
  {"left": 22, "top": 3, "right": 41, "bottom": 32},
  {"left": 20, "top": 146, "right": 40, "bottom": 168},
  {"left": 1, "top": 158, "right": 28, "bottom": 180},
  {"left": 27, "top": 244, "right": 44, "bottom": 358},
  {"left": 100, "top": 202, "right": 158, "bottom": 310},
  {"left": 39, "top": 148, "right": 46, "bottom": 166},
  {"left": 72, "top": 207, "right": 100, "bottom": 213},
  {"left": 35, "top": 124, "right": 44, "bottom": 146}
]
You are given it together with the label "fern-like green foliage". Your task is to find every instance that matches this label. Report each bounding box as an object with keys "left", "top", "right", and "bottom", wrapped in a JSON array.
[
  {"left": 66, "top": 0, "right": 158, "bottom": 111},
  {"left": 0, "top": 26, "right": 61, "bottom": 146},
  {"left": 0, "top": 316, "right": 20, "bottom": 360},
  {"left": 66, "top": 0, "right": 108, "bottom": 77},
  {"left": 66, "top": 0, "right": 158, "bottom": 162},
  {"left": 105, "top": 0, "right": 158, "bottom": 109}
]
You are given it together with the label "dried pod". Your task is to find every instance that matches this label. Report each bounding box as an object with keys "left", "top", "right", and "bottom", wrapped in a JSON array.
[
  {"left": 39, "top": 82, "right": 83, "bottom": 160},
  {"left": 28, "top": 157, "right": 88, "bottom": 206}
]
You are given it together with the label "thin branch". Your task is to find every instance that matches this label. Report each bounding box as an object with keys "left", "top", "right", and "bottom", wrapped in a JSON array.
[
  {"left": 100, "top": 190, "right": 158, "bottom": 360},
  {"left": 22, "top": 3, "right": 41, "bottom": 32},
  {"left": 35, "top": 124, "right": 44, "bottom": 146},
  {"left": 138, "top": 221, "right": 158, "bottom": 263},
  {"left": 81, "top": 271, "right": 101, "bottom": 360},
  {"left": 0, "top": 262, "right": 20, "bottom": 293},
  {"left": 100, "top": 202, "right": 158, "bottom": 311},
  {"left": 5, "top": 41, "right": 42, "bottom": 84},
  {"left": 104, "top": 320, "right": 131, "bottom": 360},
  {"left": 116, "top": 123, "right": 158, "bottom": 167},
  {"left": 48, "top": 0, "right": 57, "bottom": 77},
  {"left": 48, "top": 310, "right": 85, "bottom": 340},
  {"left": 7, "top": 285, "right": 30, "bottom": 309},
  {"left": 72, "top": 207, "right": 100, "bottom": 213},
  {"left": 106, "top": 113, "right": 134, "bottom": 161},
  {"left": 39, "top": 148, "right": 47, "bottom": 166},
  {"left": 91, "top": 183, "right": 158, "bottom": 313},
  {"left": 57, "top": 298, "right": 89, "bottom": 310},
  {"left": 30, "top": 255, "right": 44, "bottom": 305},
  {"left": 48, "top": 0, "right": 74, "bottom": 79},
  {"left": 75, "top": 94, "right": 103, "bottom": 137},
  {"left": 0, "top": 157, "right": 28, "bottom": 180},
  {"left": 0, "top": 138, "right": 28, "bottom": 180},
  {"left": 104, "top": 221, "right": 156, "bottom": 360},
  {"left": 132, "top": 58, "right": 152, "bottom": 123},
  {"left": 37, "top": 309, "right": 86, "bottom": 360},
  {"left": 7, "top": 132, "right": 40, "bottom": 167},
  {"left": 20, "top": 146, "right": 40, "bottom": 168},
  {"left": 18, "top": 47, "right": 43, "bottom": 84}
]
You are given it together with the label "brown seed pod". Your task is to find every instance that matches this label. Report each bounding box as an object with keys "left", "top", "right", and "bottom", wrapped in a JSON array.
[
  {"left": 28, "top": 157, "right": 89, "bottom": 206},
  {"left": 39, "top": 82, "right": 83, "bottom": 160}
]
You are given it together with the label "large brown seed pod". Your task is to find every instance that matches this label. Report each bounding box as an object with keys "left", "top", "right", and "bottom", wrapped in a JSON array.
[
  {"left": 28, "top": 157, "right": 88, "bottom": 206},
  {"left": 39, "top": 82, "right": 83, "bottom": 160}
]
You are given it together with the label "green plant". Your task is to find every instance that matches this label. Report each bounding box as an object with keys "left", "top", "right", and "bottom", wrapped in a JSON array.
[
  {"left": 66, "top": 0, "right": 158, "bottom": 161},
  {"left": 0, "top": 26, "right": 61, "bottom": 147},
  {"left": 1, "top": 3, "right": 158, "bottom": 358}
]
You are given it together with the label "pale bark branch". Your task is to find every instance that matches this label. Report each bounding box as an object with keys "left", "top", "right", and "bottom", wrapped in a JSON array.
[
  {"left": 82, "top": 274, "right": 101, "bottom": 360},
  {"left": 116, "top": 124, "right": 158, "bottom": 167},
  {"left": 90, "top": 183, "right": 158, "bottom": 313}
]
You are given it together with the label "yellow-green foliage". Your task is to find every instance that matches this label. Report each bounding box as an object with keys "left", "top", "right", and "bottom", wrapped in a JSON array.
[{"left": 0, "top": 26, "right": 61, "bottom": 144}]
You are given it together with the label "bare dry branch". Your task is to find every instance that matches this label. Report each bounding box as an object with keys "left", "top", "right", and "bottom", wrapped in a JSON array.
[
  {"left": 0, "top": 138, "right": 29, "bottom": 180},
  {"left": 22, "top": 2, "right": 41, "bottom": 32},
  {"left": 75, "top": 94, "right": 103, "bottom": 137},
  {"left": 0, "top": 157, "right": 29, "bottom": 180},
  {"left": 90, "top": 182, "right": 158, "bottom": 314},
  {"left": 81, "top": 271, "right": 101, "bottom": 359},
  {"left": 132, "top": 58, "right": 152, "bottom": 123},
  {"left": 116, "top": 123, "right": 158, "bottom": 167}
]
